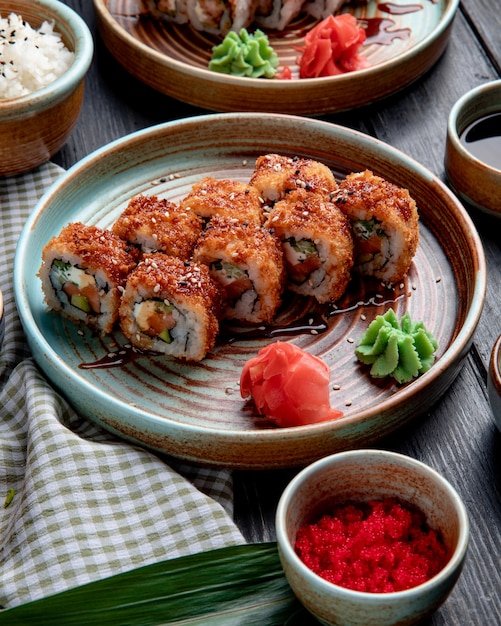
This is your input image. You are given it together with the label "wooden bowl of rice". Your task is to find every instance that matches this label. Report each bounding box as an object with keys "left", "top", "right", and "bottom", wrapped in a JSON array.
[{"left": 0, "top": 0, "right": 93, "bottom": 177}]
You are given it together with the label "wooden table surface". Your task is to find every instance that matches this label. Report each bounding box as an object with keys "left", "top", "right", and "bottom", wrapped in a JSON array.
[{"left": 56, "top": 2, "right": 501, "bottom": 624}]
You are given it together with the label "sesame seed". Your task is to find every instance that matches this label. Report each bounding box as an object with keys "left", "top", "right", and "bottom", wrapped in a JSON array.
[
  {"left": 347, "top": 337, "right": 354, "bottom": 343},
  {"left": 345, "top": 400, "right": 352, "bottom": 407},
  {"left": 333, "top": 385, "right": 341, "bottom": 390}
]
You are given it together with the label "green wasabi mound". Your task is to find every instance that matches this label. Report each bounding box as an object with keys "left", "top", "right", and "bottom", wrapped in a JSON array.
[
  {"left": 209, "top": 28, "right": 278, "bottom": 78},
  {"left": 355, "top": 309, "right": 438, "bottom": 384}
]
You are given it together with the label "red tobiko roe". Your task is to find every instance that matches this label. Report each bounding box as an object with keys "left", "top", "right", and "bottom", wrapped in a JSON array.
[
  {"left": 295, "top": 499, "right": 449, "bottom": 593},
  {"left": 239, "top": 341, "right": 343, "bottom": 427},
  {"left": 298, "top": 13, "right": 370, "bottom": 79}
]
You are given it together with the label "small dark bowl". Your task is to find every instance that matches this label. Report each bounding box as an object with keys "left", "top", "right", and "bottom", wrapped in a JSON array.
[{"left": 445, "top": 80, "right": 501, "bottom": 217}]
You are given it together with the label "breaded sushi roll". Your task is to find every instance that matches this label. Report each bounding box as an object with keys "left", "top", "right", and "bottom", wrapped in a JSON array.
[
  {"left": 334, "top": 170, "right": 420, "bottom": 284},
  {"left": 249, "top": 153, "right": 338, "bottom": 206},
  {"left": 193, "top": 215, "right": 285, "bottom": 323},
  {"left": 254, "top": 0, "right": 305, "bottom": 30},
  {"left": 141, "top": 0, "right": 190, "bottom": 25},
  {"left": 39, "top": 222, "right": 139, "bottom": 334},
  {"left": 112, "top": 194, "right": 203, "bottom": 260},
  {"left": 180, "top": 176, "right": 264, "bottom": 225},
  {"left": 187, "top": 0, "right": 259, "bottom": 33},
  {"left": 119, "top": 254, "right": 224, "bottom": 362},
  {"left": 264, "top": 189, "right": 354, "bottom": 303}
]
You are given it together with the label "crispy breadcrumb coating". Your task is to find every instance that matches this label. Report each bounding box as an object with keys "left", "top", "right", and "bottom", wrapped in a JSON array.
[
  {"left": 119, "top": 254, "right": 224, "bottom": 361},
  {"left": 249, "top": 153, "right": 338, "bottom": 205},
  {"left": 180, "top": 176, "right": 264, "bottom": 224},
  {"left": 112, "top": 194, "right": 203, "bottom": 260},
  {"left": 334, "top": 170, "right": 419, "bottom": 283},
  {"left": 193, "top": 215, "right": 285, "bottom": 323},
  {"left": 265, "top": 189, "right": 354, "bottom": 303}
]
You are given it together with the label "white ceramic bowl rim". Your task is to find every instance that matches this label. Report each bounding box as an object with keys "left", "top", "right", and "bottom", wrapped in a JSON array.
[
  {"left": 276, "top": 449, "right": 470, "bottom": 601},
  {"left": 0, "top": 0, "right": 94, "bottom": 117},
  {"left": 447, "top": 79, "right": 501, "bottom": 174}
]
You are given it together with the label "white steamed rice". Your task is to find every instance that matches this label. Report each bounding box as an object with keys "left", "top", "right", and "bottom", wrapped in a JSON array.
[{"left": 0, "top": 13, "right": 74, "bottom": 100}]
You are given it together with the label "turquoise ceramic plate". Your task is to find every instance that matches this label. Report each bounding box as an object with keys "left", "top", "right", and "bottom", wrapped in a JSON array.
[
  {"left": 14, "top": 113, "right": 486, "bottom": 469},
  {"left": 94, "top": 0, "right": 459, "bottom": 114}
]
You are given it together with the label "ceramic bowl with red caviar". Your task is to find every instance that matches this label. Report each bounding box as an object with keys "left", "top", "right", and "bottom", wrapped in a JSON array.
[{"left": 275, "top": 449, "right": 469, "bottom": 626}]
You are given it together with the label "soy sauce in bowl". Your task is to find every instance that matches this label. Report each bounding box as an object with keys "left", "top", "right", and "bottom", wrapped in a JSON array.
[{"left": 460, "top": 112, "right": 501, "bottom": 171}]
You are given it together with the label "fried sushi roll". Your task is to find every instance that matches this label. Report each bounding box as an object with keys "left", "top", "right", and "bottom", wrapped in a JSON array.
[
  {"left": 193, "top": 215, "right": 285, "bottom": 323},
  {"left": 255, "top": 0, "right": 305, "bottom": 30},
  {"left": 264, "top": 189, "right": 354, "bottom": 303},
  {"left": 180, "top": 176, "right": 264, "bottom": 225},
  {"left": 249, "top": 153, "right": 338, "bottom": 206},
  {"left": 334, "top": 170, "right": 420, "bottom": 284},
  {"left": 39, "top": 222, "right": 140, "bottom": 334},
  {"left": 119, "top": 254, "right": 224, "bottom": 362},
  {"left": 141, "top": 0, "right": 189, "bottom": 25},
  {"left": 112, "top": 194, "right": 203, "bottom": 260}
]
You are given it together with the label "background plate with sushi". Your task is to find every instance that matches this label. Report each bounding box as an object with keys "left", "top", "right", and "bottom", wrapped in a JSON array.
[
  {"left": 14, "top": 113, "right": 485, "bottom": 469},
  {"left": 92, "top": 0, "right": 459, "bottom": 115}
]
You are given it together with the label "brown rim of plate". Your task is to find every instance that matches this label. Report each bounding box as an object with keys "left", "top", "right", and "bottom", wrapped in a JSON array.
[{"left": 93, "top": 0, "right": 460, "bottom": 114}]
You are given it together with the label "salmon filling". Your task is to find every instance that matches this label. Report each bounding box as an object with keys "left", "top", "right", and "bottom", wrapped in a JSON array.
[
  {"left": 353, "top": 218, "right": 387, "bottom": 263},
  {"left": 283, "top": 237, "right": 321, "bottom": 285},
  {"left": 133, "top": 299, "right": 176, "bottom": 343},
  {"left": 50, "top": 260, "right": 102, "bottom": 314},
  {"left": 209, "top": 260, "right": 254, "bottom": 303}
]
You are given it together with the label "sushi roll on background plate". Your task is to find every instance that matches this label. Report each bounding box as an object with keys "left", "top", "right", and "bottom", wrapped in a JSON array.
[
  {"left": 265, "top": 188, "right": 354, "bottom": 303},
  {"left": 119, "top": 254, "right": 224, "bottom": 362},
  {"left": 334, "top": 169, "right": 420, "bottom": 284},
  {"left": 193, "top": 215, "right": 285, "bottom": 323},
  {"left": 38, "top": 222, "right": 139, "bottom": 335}
]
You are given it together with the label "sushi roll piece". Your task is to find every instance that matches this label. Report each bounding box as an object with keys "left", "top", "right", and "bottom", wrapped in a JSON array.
[
  {"left": 264, "top": 188, "right": 354, "bottom": 303},
  {"left": 227, "top": 0, "right": 261, "bottom": 32},
  {"left": 333, "top": 169, "right": 420, "bottom": 284},
  {"left": 180, "top": 176, "right": 264, "bottom": 225},
  {"left": 249, "top": 153, "right": 338, "bottom": 207},
  {"left": 302, "top": 0, "right": 366, "bottom": 20},
  {"left": 119, "top": 254, "right": 224, "bottom": 362},
  {"left": 255, "top": 0, "right": 305, "bottom": 30},
  {"left": 193, "top": 215, "right": 285, "bottom": 323},
  {"left": 141, "top": 0, "right": 190, "bottom": 24},
  {"left": 39, "top": 222, "right": 139, "bottom": 334},
  {"left": 112, "top": 194, "right": 203, "bottom": 260},
  {"left": 186, "top": 0, "right": 232, "bottom": 34}
]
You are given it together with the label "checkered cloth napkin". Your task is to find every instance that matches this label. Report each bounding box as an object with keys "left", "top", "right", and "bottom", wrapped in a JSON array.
[{"left": 0, "top": 163, "right": 245, "bottom": 609}]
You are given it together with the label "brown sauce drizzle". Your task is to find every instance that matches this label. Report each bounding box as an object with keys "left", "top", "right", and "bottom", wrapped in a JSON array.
[
  {"left": 378, "top": 3, "right": 423, "bottom": 15},
  {"left": 360, "top": 18, "right": 411, "bottom": 45},
  {"left": 79, "top": 287, "right": 408, "bottom": 369}
]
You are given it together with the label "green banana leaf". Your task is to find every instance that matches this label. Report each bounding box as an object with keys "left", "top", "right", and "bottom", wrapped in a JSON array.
[{"left": 0, "top": 542, "right": 320, "bottom": 625}]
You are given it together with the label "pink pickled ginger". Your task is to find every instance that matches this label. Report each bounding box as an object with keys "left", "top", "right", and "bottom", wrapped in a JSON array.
[{"left": 240, "top": 341, "right": 343, "bottom": 427}]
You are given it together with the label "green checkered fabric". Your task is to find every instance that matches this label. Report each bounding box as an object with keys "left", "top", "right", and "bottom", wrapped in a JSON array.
[{"left": 0, "top": 163, "right": 245, "bottom": 609}]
